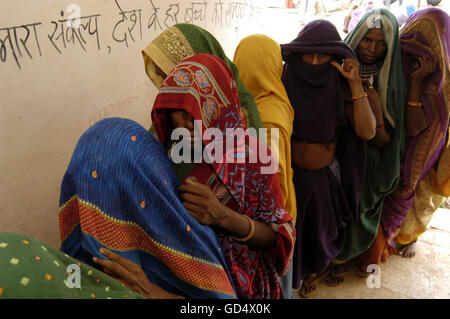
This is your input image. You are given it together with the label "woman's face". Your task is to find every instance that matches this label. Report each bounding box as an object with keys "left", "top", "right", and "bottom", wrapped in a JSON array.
[
  {"left": 168, "top": 109, "right": 198, "bottom": 145},
  {"left": 169, "top": 109, "right": 194, "bottom": 133},
  {"left": 356, "top": 28, "right": 387, "bottom": 65},
  {"left": 301, "top": 53, "right": 333, "bottom": 65},
  {"left": 168, "top": 109, "right": 202, "bottom": 154},
  {"left": 154, "top": 62, "right": 167, "bottom": 79}
]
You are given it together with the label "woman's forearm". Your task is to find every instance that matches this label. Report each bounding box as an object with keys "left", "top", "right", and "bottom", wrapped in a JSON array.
[
  {"left": 217, "top": 204, "right": 277, "bottom": 249},
  {"left": 348, "top": 79, "right": 376, "bottom": 140},
  {"left": 406, "top": 79, "right": 428, "bottom": 136}
]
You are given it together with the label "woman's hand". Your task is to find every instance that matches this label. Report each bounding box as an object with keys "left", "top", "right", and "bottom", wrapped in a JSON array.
[
  {"left": 93, "top": 248, "right": 183, "bottom": 299},
  {"left": 179, "top": 178, "right": 277, "bottom": 249},
  {"left": 330, "top": 58, "right": 361, "bottom": 85},
  {"left": 411, "top": 56, "right": 437, "bottom": 82},
  {"left": 178, "top": 178, "right": 227, "bottom": 227}
]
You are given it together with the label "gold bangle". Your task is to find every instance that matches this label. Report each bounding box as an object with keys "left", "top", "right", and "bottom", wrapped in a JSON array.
[
  {"left": 407, "top": 101, "right": 422, "bottom": 107},
  {"left": 352, "top": 92, "right": 368, "bottom": 102},
  {"left": 232, "top": 215, "right": 255, "bottom": 242}
]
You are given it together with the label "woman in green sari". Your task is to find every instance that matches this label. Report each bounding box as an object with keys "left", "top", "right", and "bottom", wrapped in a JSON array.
[
  {"left": 326, "top": 8, "right": 408, "bottom": 285},
  {"left": 0, "top": 232, "right": 145, "bottom": 299},
  {"left": 142, "top": 23, "right": 263, "bottom": 135}
]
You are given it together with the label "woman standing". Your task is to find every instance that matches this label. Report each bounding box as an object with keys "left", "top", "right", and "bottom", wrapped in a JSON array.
[
  {"left": 376, "top": 7, "right": 449, "bottom": 260},
  {"left": 328, "top": 9, "right": 408, "bottom": 285},
  {"left": 233, "top": 34, "right": 297, "bottom": 298},
  {"left": 281, "top": 20, "right": 375, "bottom": 297}
]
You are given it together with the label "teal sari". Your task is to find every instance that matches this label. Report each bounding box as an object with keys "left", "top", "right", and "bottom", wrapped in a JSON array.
[{"left": 337, "top": 9, "right": 408, "bottom": 262}]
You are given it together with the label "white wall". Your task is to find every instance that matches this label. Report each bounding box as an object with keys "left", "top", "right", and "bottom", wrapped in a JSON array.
[{"left": 0, "top": 0, "right": 268, "bottom": 248}]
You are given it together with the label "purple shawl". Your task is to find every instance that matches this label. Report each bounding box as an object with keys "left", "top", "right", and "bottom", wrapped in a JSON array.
[
  {"left": 281, "top": 20, "right": 366, "bottom": 218},
  {"left": 381, "top": 8, "right": 450, "bottom": 244}
]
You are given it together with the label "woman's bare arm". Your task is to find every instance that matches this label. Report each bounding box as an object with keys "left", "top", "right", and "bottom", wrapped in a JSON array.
[{"left": 179, "top": 178, "right": 277, "bottom": 249}]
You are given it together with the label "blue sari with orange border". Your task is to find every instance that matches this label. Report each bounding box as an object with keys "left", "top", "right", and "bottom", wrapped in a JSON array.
[{"left": 59, "top": 117, "right": 236, "bottom": 299}]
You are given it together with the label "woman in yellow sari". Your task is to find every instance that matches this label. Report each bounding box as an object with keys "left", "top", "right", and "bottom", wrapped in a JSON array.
[{"left": 233, "top": 34, "right": 297, "bottom": 298}]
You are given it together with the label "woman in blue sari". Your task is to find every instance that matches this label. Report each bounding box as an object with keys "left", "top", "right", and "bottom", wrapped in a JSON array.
[{"left": 59, "top": 117, "right": 237, "bottom": 299}]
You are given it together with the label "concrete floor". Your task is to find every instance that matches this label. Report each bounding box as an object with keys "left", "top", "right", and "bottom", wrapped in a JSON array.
[{"left": 292, "top": 208, "right": 450, "bottom": 299}]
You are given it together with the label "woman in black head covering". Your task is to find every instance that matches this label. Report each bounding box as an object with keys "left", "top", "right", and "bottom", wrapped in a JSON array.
[{"left": 281, "top": 19, "right": 376, "bottom": 297}]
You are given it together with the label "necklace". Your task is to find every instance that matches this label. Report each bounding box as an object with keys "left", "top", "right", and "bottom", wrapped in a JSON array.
[{"left": 359, "top": 60, "right": 383, "bottom": 82}]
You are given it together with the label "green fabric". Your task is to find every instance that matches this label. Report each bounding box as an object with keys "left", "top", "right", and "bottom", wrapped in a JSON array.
[
  {"left": 172, "top": 162, "right": 196, "bottom": 181},
  {"left": 337, "top": 9, "right": 407, "bottom": 262},
  {"left": 174, "top": 23, "right": 263, "bottom": 136},
  {"left": 0, "top": 232, "right": 143, "bottom": 299}
]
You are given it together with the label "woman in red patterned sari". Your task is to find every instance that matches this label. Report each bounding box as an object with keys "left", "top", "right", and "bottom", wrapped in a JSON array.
[{"left": 151, "top": 53, "right": 295, "bottom": 299}]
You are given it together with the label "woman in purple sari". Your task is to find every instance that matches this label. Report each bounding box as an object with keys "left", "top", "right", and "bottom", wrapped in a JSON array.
[
  {"left": 378, "top": 8, "right": 450, "bottom": 259},
  {"left": 281, "top": 20, "right": 376, "bottom": 297}
]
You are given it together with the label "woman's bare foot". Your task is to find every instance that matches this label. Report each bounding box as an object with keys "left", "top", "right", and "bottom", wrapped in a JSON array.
[
  {"left": 325, "top": 263, "right": 349, "bottom": 287},
  {"left": 299, "top": 273, "right": 320, "bottom": 298},
  {"left": 398, "top": 241, "right": 417, "bottom": 258}
]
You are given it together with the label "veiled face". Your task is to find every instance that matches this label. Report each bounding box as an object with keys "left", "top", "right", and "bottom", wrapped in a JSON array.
[
  {"left": 356, "top": 28, "right": 387, "bottom": 65},
  {"left": 169, "top": 109, "right": 194, "bottom": 133},
  {"left": 301, "top": 53, "right": 333, "bottom": 65},
  {"left": 153, "top": 61, "right": 167, "bottom": 79}
]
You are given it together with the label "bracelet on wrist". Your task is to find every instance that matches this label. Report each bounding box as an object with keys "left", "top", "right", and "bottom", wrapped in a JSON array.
[
  {"left": 352, "top": 92, "right": 368, "bottom": 102},
  {"left": 407, "top": 101, "right": 422, "bottom": 107},
  {"left": 232, "top": 215, "right": 255, "bottom": 242}
]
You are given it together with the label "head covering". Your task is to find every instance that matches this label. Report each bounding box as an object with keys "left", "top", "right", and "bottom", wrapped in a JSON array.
[
  {"left": 281, "top": 19, "right": 355, "bottom": 60},
  {"left": 234, "top": 34, "right": 292, "bottom": 109},
  {"left": 151, "top": 53, "right": 247, "bottom": 209},
  {"left": 337, "top": 8, "right": 408, "bottom": 262},
  {"left": 151, "top": 53, "right": 295, "bottom": 299},
  {"left": 345, "top": 8, "right": 406, "bottom": 128},
  {"left": 381, "top": 7, "right": 450, "bottom": 243},
  {"left": 233, "top": 34, "right": 297, "bottom": 221},
  {"left": 59, "top": 118, "right": 236, "bottom": 299},
  {"left": 142, "top": 23, "right": 263, "bottom": 134},
  {"left": 281, "top": 19, "right": 356, "bottom": 144}
]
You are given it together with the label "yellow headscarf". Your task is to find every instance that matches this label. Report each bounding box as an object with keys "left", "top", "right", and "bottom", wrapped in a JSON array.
[
  {"left": 142, "top": 25, "right": 194, "bottom": 88},
  {"left": 233, "top": 34, "right": 297, "bottom": 221}
]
